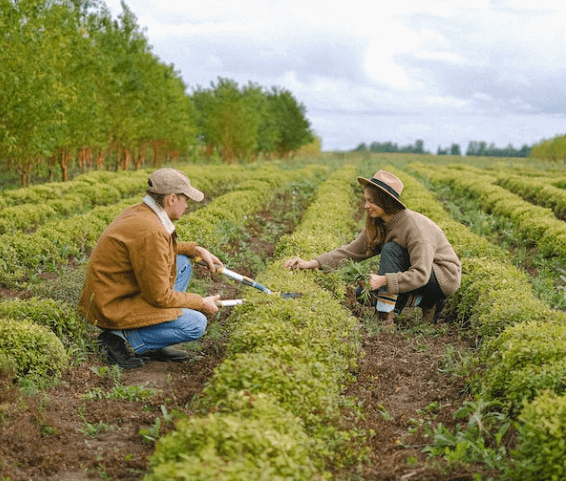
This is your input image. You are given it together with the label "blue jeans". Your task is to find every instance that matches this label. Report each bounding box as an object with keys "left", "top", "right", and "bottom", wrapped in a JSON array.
[{"left": 123, "top": 255, "right": 207, "bottom": 354}]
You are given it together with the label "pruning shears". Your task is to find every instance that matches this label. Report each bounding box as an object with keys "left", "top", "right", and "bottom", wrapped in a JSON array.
[
  {"left": 193, "top": 256, "right": 303, "bottom": 306},
  {"left": 193, "top": 256, "right": 272, "bottom": 294}
]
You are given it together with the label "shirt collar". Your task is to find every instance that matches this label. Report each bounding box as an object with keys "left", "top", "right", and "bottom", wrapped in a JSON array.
[{"left": 143, "top": 195, "right": 176, "bottom": 235}]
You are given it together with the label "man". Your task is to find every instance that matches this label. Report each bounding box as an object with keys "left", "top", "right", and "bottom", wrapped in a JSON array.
[{"left": 78, "top": 168, "right": 221, "bottom": 369}]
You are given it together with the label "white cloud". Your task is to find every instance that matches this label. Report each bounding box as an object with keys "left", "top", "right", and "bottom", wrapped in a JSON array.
[{"left": 103, "top": 0, "right": 566, "bottom": 150}]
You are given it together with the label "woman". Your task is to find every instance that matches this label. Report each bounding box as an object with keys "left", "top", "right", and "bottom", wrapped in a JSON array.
[{"left": 284, "top": 170, "right": 461, "bottom": 326}]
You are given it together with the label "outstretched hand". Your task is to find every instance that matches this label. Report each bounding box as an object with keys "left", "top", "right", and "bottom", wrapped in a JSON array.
[{"left": 284, "top": 257, "right": 320, "bottom": 270}]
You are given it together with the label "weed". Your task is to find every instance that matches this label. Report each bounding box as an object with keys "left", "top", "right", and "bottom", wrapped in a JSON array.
[
  {"left": 80, "top": 420, "right": 115, "bottom": 437},
  {"left": 423, "top": 397, "right": 511, "bottom": 471}
]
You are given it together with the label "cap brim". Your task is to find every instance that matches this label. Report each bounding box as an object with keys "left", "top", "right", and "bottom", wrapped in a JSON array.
[{"left": 185, "top": 186, "right": 204, "bottom": 202}]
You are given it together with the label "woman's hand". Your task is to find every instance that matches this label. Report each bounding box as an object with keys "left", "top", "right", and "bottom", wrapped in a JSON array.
[
  {"left": 369, "top": 274, "right": 387, "bottom": 290},
  {"left": 284, "top": 257, "right": 320, "bottom": 270}
]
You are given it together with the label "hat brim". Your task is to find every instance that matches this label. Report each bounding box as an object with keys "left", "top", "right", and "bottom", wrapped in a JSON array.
[
  {"left": 357, "top": 176, "right": 406, "bottom": 209},
  {"left": 183, "top": 186, "right": 204, "bottom": 202}
]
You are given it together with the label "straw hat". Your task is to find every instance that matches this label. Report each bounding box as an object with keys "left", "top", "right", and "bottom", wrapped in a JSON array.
[{"left": 357, "top": 170, "right": 406, "bottom": 209}]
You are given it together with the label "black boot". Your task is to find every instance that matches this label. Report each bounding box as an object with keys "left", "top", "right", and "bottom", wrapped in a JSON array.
[
  {"left": 97, "top": 330, "right": 144, "bottom": 369},
  {"left": 140, "top": 346, "right": 189, "bottom": 362}
]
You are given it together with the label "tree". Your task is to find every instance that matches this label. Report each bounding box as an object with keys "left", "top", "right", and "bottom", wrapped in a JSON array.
[
  {"left": 192, "top": 78, "right": 261, "bottom": 162},
  {"left": 450, "top": 143, "right": 461, "bottom": 156},
  {"left": 267, "top": 87, "right": 314, "bottom": 157}
]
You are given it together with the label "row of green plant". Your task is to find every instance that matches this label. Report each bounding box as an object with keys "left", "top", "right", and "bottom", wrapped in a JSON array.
[
  {"left": 0, "top": 162, "right": 331, "bottom": 380},
  {"left": 0, "top": 163, "right": 302, "bottom": 287},
  {"left": 0, "top": 170, "right": 150, "bottom": 234},
  {"left": 402, "top": 162, "right": 566, "bottom": 479},
  {"left": 174, "top": 163, "right": 330, "bottom": 247},
  {"left": 0, "top": 163, "right": 278, "bottom": 233},
  {"left": 413, "top": 163, "right": 566, "bottom": 262},
  {"left": 494, "top": 172, "right": 566, "bottom": 220},
  {"left": 0, "top": 297, "right": 87, "bottom": 378},
  {"left": 144, "top": 164, "right": 364, "bottom": 480}
]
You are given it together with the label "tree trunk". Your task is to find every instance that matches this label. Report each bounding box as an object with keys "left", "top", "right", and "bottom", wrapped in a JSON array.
[
  {"left": 124, "top": 148, "right": 131, "bottom": 170},
  {"left": 95, "top": 148, "right": 105, "bottom": 170},
  {"left": 59, "top": 148, "right": 70, "bottom": 182},
  {"left": 152, "top": 140, "right": 163, "bottom": 167}
]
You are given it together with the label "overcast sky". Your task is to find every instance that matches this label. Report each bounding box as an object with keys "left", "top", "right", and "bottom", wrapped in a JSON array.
[{"left": 104, "top": 0, "right": 566, "bottom": 152}]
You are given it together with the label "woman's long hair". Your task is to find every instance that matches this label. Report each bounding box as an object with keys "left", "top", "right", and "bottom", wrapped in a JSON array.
[{"left": 365, "top": 185, "right": 404, "bottom": 252}]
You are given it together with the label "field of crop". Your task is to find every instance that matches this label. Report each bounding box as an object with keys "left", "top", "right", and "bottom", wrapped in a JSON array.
[{"left": 1, "top": 152, "right": 566, "bottom": 480}]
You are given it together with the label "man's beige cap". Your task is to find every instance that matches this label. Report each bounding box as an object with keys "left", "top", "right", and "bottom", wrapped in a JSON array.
[{"left": 147, "top": 168, "right": 204, "bottom": 202}]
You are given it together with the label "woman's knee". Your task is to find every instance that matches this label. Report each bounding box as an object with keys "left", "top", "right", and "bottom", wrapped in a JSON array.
[
  {"left": 381, "top": 241, "right": 405, "bottom": 258},
  {"left": 379, "top": 242, "right": 410, "bottom": 273}
]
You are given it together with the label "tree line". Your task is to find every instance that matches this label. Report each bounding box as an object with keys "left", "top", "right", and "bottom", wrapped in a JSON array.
[
  {"left": 530, "top": 134, "right": 566, "bottom": 162},
  {"left": 0, "top": 0, "right": 315, "bottom": 186},
  {"left": 353, "top": 139, "right": 532, "bottom": 158}
]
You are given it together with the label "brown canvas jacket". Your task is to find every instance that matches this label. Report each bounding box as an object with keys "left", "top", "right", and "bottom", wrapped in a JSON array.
[{"left": 78, "top": 203, "right": 204, "bottom": 330}]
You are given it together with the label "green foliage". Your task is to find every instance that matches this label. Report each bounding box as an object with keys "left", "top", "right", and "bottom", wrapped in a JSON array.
[
  {"left": 191, "top": 79, "right": 314, "bottom": 161},
  {"left": 0, "top": 297, "right": 87, "bottom": 347},
  {"left": 424, "top": 397, "right": 511, "bottom": 470},
  {"left": 480, "top": 320, "right": 566, "bottom": 414},
  {"left": 511, "top": 391, "right": 566, "bottom": 480},
  {"left": 455, "top": 257, "right": 552, "bottom": 337},
  {"left": 531, "top": 134, "right": 566, "bottom": 162},
  {"left": 0, "top": 317, "right": 67, "bottom": 377},
  {"left": 146, "top": 409, "right": 324, "bottom": 480}
]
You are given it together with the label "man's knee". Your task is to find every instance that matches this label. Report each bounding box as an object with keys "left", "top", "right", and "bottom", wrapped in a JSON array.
[
  {"left": 181, "top": 310, "right": 207, "bottom": 340},
  {"left": 177, "top": 254, "right": 192, "bottom": 276}
]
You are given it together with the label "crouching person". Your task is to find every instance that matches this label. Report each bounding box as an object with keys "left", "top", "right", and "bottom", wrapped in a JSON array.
[
  {"left": 284, "top": 169, "right": 461, "bottom": 327},
  {"left": 78, "top": 168, "right": 221, "bottom": 369}
]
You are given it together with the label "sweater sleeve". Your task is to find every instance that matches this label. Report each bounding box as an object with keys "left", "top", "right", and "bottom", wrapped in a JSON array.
[{"left": 315, "top": 230, "right": 374, "bottom": 270}]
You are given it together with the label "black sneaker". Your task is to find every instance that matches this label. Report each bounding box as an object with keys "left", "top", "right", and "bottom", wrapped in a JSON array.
[
  {"left": 140, "top": 346, "right": 189, "bottom": 362},
  {"left": 97, "top": 330, "right": 144, "bottom": 369}
]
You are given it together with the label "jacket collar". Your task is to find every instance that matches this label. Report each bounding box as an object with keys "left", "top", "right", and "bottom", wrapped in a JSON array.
[{"left": 142, "top": 195, "right": 176, "bottom": 235}]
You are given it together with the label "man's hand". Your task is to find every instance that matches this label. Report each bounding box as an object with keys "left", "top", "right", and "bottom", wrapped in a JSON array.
[
  {"left": 284, "top": 257, "right": 320, "bottom": 270},
  {"left": 194, "top": 246, "right": 223, "bottom": 272},
  {"left": 201, "top": 294, "right": 221, "bottom": 317}
]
